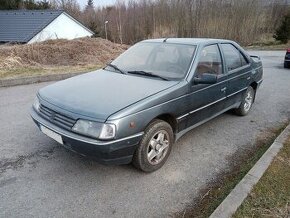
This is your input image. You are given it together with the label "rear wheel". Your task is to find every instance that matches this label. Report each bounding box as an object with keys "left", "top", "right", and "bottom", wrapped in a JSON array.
[
  {"left": 132, "top": 119, "right": 174, "bottom": 172},
  {"left": 285, "top": 62, "right": 289, "bottom": 68},
  {"left": 234, "top": 86, "right": 255, "bottom": 116}
]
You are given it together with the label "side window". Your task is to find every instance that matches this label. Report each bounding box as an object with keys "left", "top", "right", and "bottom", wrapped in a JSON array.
[
  {"left": 240, "top": 53, "right": 249, "bottom": 66},
  {"left": 195, "top": 44, "right": 223, "bottom": 77},
  {"left": 221, "top": 44, "right": 248, "bottom": 71}
]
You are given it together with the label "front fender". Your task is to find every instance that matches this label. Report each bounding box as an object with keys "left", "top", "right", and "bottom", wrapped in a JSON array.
[{"left": 108, "top": 84, "right": 190, "bottom": 139}]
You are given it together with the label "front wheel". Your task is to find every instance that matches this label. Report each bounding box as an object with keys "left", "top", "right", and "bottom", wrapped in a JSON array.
[
  {"left": 234, "top": 86, "right": 255, "bottom": 116},
  {"left": 132, "top": 119, "right": 174, "bottom": 172}
]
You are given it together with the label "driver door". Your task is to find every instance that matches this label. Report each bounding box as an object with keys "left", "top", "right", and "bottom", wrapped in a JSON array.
[{"left": 186, "top": 44, "right": 228, "bottom": 128}]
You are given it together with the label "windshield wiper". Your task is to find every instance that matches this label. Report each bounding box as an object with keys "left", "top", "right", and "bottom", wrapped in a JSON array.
[
  {"left": 127, "top": 70, "right": 169, "bottom": 81},
  {"left": 106, "top": 63, "right": 126, "bottom": 74}
]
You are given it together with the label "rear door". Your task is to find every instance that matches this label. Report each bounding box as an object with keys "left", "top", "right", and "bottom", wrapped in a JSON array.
[{"left": 219, "top": 43, "right": 252, "bottom": 107}]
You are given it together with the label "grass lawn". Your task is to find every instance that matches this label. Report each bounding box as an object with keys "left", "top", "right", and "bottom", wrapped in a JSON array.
[
  {"left": 233, "top": 135, "right": 290, "bottom": 217},
  {"left": 176, "top": 122, "right": 289, "bottom": 218},
  {"left": 0, "top": 64, "right": 101, "bottom": 80}
]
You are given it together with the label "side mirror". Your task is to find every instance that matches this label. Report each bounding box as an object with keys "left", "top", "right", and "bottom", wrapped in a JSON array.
[{"left": 193, "top": 73, "right": 218, "bottom": 85}]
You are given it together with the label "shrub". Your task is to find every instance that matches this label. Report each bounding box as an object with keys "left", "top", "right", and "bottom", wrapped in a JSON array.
[{"left": 274, "top": 13, "right": 290, "bottom": 44}]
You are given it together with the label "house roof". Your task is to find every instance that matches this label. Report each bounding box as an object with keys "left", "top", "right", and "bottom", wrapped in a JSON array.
[{"left": 0, "top": 10, "right": 87, "bottom": 43}]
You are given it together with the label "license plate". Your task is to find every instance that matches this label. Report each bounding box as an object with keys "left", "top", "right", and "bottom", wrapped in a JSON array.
[{"left": 40, "top": 125, "right": 63, "bottom": 145}]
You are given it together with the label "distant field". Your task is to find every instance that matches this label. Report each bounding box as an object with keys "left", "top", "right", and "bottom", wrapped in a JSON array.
[{"left": 0, "top": 38, "right": 128, "bottom": 79}]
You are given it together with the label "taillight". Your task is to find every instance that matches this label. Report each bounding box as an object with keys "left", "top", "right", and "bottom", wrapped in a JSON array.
[{"left": 287, "top": 48, "right": 290, "bottom": 53}]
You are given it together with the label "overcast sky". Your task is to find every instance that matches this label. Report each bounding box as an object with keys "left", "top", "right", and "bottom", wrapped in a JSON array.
[{"left": 76, "top": 0, "right": 116, "bottom": 8}]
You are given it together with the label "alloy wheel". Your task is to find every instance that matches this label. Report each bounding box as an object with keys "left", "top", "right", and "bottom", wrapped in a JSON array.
[
  {"left": 244, "top": 90, "right": 254, "bottom": 112},
  {"left": 147, "top": 130, "right": 170, "bottom": 165}
]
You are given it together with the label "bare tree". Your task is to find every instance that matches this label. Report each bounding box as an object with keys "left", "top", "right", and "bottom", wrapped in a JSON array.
[
  {"left": 50, "top": 0, "right": 81, "bottom": 18},
  {"left": 54, "top": 0, "right": 289, "bottom": 45}
]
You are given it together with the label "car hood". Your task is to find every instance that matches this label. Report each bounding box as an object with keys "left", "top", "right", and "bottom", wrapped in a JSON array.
[{"left": 39, "top": 69, "right": 179, "bottom": 121}]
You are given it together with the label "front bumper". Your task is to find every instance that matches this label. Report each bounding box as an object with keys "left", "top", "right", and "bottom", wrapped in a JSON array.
[{"left": 30, "top": 108, "right": 143, "bottom": 165}]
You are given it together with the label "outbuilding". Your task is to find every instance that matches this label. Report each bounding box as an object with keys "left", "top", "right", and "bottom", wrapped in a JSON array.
[{"left": 0, "top": 10, "right": 94, "bottom": 44}]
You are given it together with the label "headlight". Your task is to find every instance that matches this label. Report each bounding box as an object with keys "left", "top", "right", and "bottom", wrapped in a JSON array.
[
  {"left": 33, "top": 97, "right": 40, "bottom": 112},
  {"left": 72, "top": 120, "right": 116, "bottom": 140}
]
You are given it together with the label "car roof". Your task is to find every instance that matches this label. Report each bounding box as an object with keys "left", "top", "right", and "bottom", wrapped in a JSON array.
[{"left": 142, "top": 38, "right": 234, "bottom": 46}]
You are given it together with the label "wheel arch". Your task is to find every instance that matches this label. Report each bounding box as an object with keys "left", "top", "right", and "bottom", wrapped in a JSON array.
[
  {"left": 146, "top": 114, "right": 178, "bottom": 136},
  {"left": 250, "top": 82, "right": 258, "bottom": 101},
  {"left": 250, "top": 82, "right": 258, "bottom": 91}
]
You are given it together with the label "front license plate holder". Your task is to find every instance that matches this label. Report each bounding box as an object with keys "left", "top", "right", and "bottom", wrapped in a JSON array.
[{"left": 40, "top": 125, "right": 63, "bottom": 145}]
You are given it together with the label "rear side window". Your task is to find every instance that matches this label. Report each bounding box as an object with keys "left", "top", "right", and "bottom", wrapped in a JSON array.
[{"left": 221, "top": 44, "right": 249, "bottom": 71}]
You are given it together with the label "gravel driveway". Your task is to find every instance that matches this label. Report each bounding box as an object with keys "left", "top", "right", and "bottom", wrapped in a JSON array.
[{"left": 0, "top": 50, "right": 289, "bottom": 217}]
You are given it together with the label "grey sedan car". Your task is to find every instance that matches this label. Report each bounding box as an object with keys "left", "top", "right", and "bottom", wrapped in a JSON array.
[{"left": 31, "top": 38, "right": 263, "bottom": 172}]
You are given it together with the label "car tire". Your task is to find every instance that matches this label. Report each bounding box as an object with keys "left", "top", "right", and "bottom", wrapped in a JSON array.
[
  {"left": 234, "top": 86, "right": 255, "bottom": 116},
  {"left": 285, "top": 62, "right": 289, "bottom": 68},
  {"left": 132, "top": 119, "right": 174, "bottom": 172}
]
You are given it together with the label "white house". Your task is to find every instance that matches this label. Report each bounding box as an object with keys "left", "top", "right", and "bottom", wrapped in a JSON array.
[{"left": 0, "top": 10, "right": 94, "bottom": 44}]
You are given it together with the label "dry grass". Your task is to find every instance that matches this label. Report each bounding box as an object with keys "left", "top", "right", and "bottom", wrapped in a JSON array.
[
  {"left": 0, "top": 37, "right": 128, "bottom": 79},
  {"left": 233, "top": 133, "right": 290, "bottom": 218},
  {"left": 246, "top": 35, "right": 290, "bottom": 50},
  {"left": 247, "top": 42, "right": 290, "bottom": 51},
  {"left": 0, "top": 65, "right": 100, "bottom": 79}
]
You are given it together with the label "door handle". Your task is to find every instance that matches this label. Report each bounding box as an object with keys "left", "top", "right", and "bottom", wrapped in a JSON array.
[{"left": 221, "top": 87, "right": 227, "bottom": 92}]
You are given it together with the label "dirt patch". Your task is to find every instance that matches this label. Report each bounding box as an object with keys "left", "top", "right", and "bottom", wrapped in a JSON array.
[
  {"left": 0, "top": 145, "right": 59, "bottom": 175},
  {"left": 175, "top": 120, "right": 290, "bottom": 218},
  {"left": 0, "top": 37, "right": 128, "bottom": 67},
  {"left": 0, "top": 38, "right": 128, "bottom": 79}
]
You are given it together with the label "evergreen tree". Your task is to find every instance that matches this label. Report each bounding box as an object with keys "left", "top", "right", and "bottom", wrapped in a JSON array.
[
  {"left": 38, "top": 0, "right": 50, "bottom": 9},
  {"left": 86, "top": 0, "right": 94, "bottom": 9},
  {"left": 84, "top": 0, "right": 96, "bottom": 33},
  {"left": 0, "top": 0, "right": 22, "bottom": 9},
  {"left": 274, "top": 13, "right": 290, "bottom": 44},
  {"left": 0, "top": 0, "right": 50, "bottom": 10}
]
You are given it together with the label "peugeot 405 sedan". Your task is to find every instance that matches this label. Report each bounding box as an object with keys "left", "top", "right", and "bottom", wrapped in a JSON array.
[
  {"left": 285, "top": 48, "right": 290, "bottom": 68},
  {"left": 31, "top": 38, "right": 263, "bottom": 172}
]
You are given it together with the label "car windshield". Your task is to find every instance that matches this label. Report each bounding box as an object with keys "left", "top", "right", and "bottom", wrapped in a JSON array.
[{"left": 107, "top": 42, "right": 196, "bottom": 80}]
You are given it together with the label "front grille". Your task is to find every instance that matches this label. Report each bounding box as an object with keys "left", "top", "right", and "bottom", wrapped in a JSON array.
[{"left": 39, "top": 104, "right": 76, "bottom": 130}]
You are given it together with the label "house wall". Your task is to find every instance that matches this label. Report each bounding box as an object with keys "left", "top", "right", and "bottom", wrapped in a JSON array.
[{"left": 28, "top": 13, "right": 93, "bottom": 44}]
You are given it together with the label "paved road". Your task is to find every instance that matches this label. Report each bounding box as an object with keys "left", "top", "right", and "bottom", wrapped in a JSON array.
[{"left": 0, "top": 51, "right": 289, "bottom": 218}]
